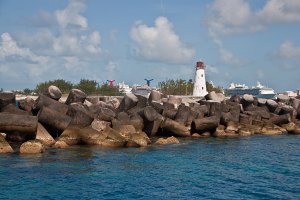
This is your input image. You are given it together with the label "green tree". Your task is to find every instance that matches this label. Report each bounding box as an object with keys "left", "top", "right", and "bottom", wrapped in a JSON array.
[
  {"left": 35, "top": 79, "right": 73, "bottom": 94},
  {"left": 23, "top": 88, "right": 33, "bottom": 95},
  {"left": 97, "top": 83, "right": 119, "bottom": 96},
  {"left": 158, "top": 79, "right": 222, "bottom": 95},
  {"left": 75, "top": 79, "right": 98, "bottom": 95}
]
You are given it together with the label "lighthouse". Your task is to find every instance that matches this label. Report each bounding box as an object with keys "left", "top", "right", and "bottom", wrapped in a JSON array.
[{"left": 193, "top": 60, "right": 208, "bottom": 97}]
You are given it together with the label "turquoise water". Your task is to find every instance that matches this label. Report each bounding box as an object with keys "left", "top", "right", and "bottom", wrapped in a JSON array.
[{"left": 0, "top": 135, "right": 299, "bottom": 200}]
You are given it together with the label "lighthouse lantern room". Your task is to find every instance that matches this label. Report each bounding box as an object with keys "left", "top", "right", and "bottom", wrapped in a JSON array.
[{"left": 192, "top": 60, "right": 208, "bottom": 97}]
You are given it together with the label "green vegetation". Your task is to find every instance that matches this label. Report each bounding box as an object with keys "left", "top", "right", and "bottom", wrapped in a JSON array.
[
  {"left": 34, "top": 79, "right": 119, "bottom": 96},
  {"left": 158, "top": 79, "right": 223, "bottom": 95},
  {"left": 35, "top": 79, "right": 73, "bottom": 94}
]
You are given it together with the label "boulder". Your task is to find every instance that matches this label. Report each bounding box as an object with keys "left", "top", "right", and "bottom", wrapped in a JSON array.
[
  {"left": 91, "top": 119, "right": 111, "bottom": 132},
  {"left": 33, "top": 94, "right": 69, "bottom": 114},
  {"left": 118, "top": 93, "right": 138, "bottom": 112},
  {"left": 65, "top": 89, "right": 87, "bottom": 105},
  {"left": 129, "top": 114, "right": 144, "bottom": 132},
  {"left": 266, "top": 99, "right": 278, "bottom": 113},
  {"left": 155, "top": 136, "right": 179, "bottom": 145},
  {"left": 0, "top": 135, "right": 14, "bottom": 153},
  {"left": 1, "top": 104, "right": 31, "bottom": 115},
  {"left": 44, "top": 85, "right": 62, "bottom": 100},
  {"left": 53, "top": 140, "right": 69, "bottom": 148},
  {"left": 38, "top": 106, "right": 72, "bottom": 136},
  {"left": 0, "top": 113, "right": 38, "bottom": 141},
  {"left": 161, "top": 118, "right": 190, "bottom": 137},
  {"left": 175, "top": 104, "right": 191, "bottom": 125},
  {"left": 205, "top": 91, "right": 225, "bottom": 102},
  {"left": 261, "top": 124, "right": 286, "bottom": 135},
  {"left": 277, "top": 94, "right": 290, "bottom": 104},
  {"left": 18, "top": 96, "right": 35, "bottom": 112},
  {"left": 57, "top": 127, "right": 81, "bottom": 145},
  {"left": 67, "top": 103, "right": 94, "bottom": 127},
  {"left": 192, "top": 116, "right": 219, "bottom": 132},
  {"left": 148, "top": 90, "right": 162, "bottom": 103},
  {"left": 20, "top": 140, "right": 44, "bottom": 154},
  {"left": 127, "top": 132, "right": 151, "bottom": 147},
  {"left": 36, "top": 123, "right": 55, "bottom": 146},
  {"left": 0, "top": 92, "right": 15, "bottom": 110}
]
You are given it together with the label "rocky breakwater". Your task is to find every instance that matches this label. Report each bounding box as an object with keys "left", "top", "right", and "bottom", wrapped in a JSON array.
[{"left": 1, "top": 86, "right": 300, "bottom": 154}]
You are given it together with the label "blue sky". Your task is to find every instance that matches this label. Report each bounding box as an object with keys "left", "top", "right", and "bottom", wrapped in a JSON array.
[{"left": 0, "top": 0, "right": 299, "bottom": 92}]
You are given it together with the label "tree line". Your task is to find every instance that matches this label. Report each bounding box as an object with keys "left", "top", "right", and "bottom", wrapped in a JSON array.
[{"left": 17, "top": 78, "right": 223, "bottom": 96}]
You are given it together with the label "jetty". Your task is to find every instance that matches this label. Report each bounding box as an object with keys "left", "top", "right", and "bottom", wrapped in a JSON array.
[{"left": 0, "top": 85, "right": 300, "bottom": 154}]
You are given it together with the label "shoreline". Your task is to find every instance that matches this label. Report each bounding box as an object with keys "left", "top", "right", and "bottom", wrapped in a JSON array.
[{"left": 1, "top": 87, "right": 300, "bottom": 154}]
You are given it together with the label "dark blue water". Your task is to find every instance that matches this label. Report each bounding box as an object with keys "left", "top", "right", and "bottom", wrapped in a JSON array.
[{"left": 0, "top": 135, "right": 299, "bottom": 200}]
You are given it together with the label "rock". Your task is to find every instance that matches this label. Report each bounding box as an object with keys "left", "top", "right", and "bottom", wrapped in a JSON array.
[
  {"left": 191, "top": 133, "right": 202, "bottom": 138},
  {"left": 229, "top": 95, "right": 241, "bottom": 103},
  {"left": 277, "top": 94, "right": 290, "bottom": 104},
  {"left": 205, "top": 91, "right": 225, "bottom": 102},
  {"left": 38, "top": 106, "right": 72, "bottom": 135},
  {"left": 53, "top": 140, "right": 69, "bottom": 148},
  {"left": 161, "top": 118, "right": 190, "bottom": 137},
  {"left": 149, "top": 90, "right": 162, "bottom": 103},
  {"left": 175, "top": 104, "right": 191, "bottom": 125},
  {"left": 127, "top": 132, "right": 151, "bottom": 147},
  {"left": 238, "top": 127, "right": 252, "bottom": 136},
  {"left": 1, "top": 104, "right": 31, "bottom": 115},
  {"left": 0, "top": 134, "right": 14, "bottom": 153},
  {"left": 91, "top": 119, "right": 111, "bottom": 132},
  {"left": 226, "top": 121, "right": 239, "bottom": 132},
  {"left": 241, "top": 94, "right": 254, "bottom": 108},
  {"left": 79, "top": 126, "right": 107, "bottom": 145},
  {"left": 261, "top": 124, "right": 285, "bottom": 135},
  {"left": 143, "top": 106, "right": 160, "bottom": 122},
  {"left": 33, "top": 94, "right": 69, "bottom": 114},
  {"left": 0, "top": 113, "right": 38, "bottom": 141},
  {"left": 57, "top": 127, "right": 81, "bottom": 145},
  {"left": 162, "top": 108, "right": 178, "bottom": 120},
  {"left": 65, "top": 89, "right": 87, "bottom": 105},
  {"left": 266, "top": 99, "right": 278, "bottom": 112},
  {"left": 44, "top": 85, "right": 62, "bottom": 100},
  {"left": 118, "top": 93, "right": 139, "bottom": 112},
  {"left": 213, "top": 125, "right": 238, "bottom": 137},
  {"left": 95, "top": 107, "right": 116, "bottom": 122},
  {"left": 150, "top": 101, "right": 164, "bottom": 114},
  {"left": 257, "top": 98, "right": 267, "bottom": 106},
  {"left": 167, "top": 96, "right": 182, "bottom": 108},
  {"left": 0, "top": 92, "right": 15, "bottom": 110},
  {"left": 101, "top": 127, "right": 127, "bottom": 147},
  {"left": 129, "top": 114, "right": 144, "bottom": 132},
  {"left": 36, "top": 123, "right": 55, "bottom": 146},
  {"left": 18, "top": 97, "right": 35, "bottom": 112},
  {"left": 20, "top": 140, "right": 44, "bottom": 154},
  {"left": 269, "top": 113, "right": 291, "bottom": 125},
  {"left": 67, "top": 103, "right": 94, "bottom": 127},
  {"left": 155, "top": 136, "right": 179, "bottom": 145},
  {"left": 192, "top": 116, "right": 219, "bottom": 132}
]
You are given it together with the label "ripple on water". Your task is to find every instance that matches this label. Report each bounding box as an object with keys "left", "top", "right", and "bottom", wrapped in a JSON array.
[{"left": 0, "top": 135, "right": 299, "bottom": 199}]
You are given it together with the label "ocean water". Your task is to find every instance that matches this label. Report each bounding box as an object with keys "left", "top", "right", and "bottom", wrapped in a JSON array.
[{"left": 0, "top": 135, "right": 299, "bottom": 200}]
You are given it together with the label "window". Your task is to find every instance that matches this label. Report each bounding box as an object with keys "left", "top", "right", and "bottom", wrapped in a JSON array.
[
  {"left": 202, "top": 87, "right": 204, "bottom": 90},
  {"left": 201, "top": 74, "right": 203, "bottom": 77}
]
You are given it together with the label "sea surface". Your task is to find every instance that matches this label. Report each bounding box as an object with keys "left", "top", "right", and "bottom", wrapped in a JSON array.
[{"left": 0, "top": 135, "right": 299, "bottom": 200}]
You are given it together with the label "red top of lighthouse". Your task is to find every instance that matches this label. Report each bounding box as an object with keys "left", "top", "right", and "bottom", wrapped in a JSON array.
[{"left": 196, "top": 60, "right": 205, "bottom": 69}]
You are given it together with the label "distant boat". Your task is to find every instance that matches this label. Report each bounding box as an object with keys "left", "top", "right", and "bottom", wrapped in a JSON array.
[
  {"left": 225, "top": 81, "right": 276, "bottom": 99},
  {"left": 131, "top": 85, "right": 157, "bottom": 97},
  {"left": 118, "top": 82, "right": 132, "bottom": 94}
]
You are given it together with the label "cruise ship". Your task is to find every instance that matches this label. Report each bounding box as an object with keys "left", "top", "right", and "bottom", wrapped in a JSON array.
[{"left": 225, "top": 82, "right": 276, "bottom": 99}]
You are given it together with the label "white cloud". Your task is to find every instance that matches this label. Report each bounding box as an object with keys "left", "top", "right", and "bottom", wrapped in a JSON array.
[
  {"left": 256, "top": 0, "right": 300, "bottom": 24},
  {"left": 206, "top": 0, "right": 258, "bottom": 37},
  {"left": 207, "top": 0, "right": 300, "bottom": 38},
  {"left": 0, "top": 0, "right": 104, "bottom": 87},
  {"left": 206, "top": 0, "right": 300, "bottom": 66},
  {"left": 55, "top": 0, "right": 88, "bottom": 30},
  {"left": 277, "top": 40, "right": 300, "bottom": 59},
  {"left": 130, "top": 16, "right": 195, "bottom": 64},
  {"left": 0, "top": 32, "right": 48, "bottom": 65}
]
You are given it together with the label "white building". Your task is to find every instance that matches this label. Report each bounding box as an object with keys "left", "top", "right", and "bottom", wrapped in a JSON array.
[{"left": 192, "top": 60, "right": 208, "bottom": 97}]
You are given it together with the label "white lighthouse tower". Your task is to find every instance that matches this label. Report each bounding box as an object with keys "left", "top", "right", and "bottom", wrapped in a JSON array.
[{"left": 193, "top": 60, "right": 208, "bottom": 97}]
